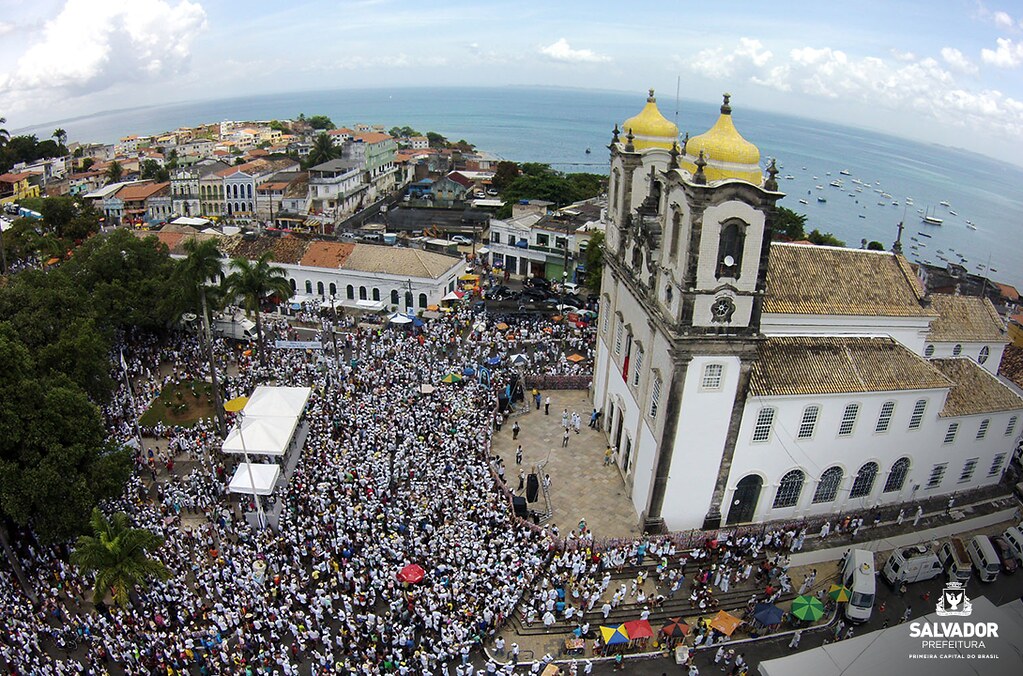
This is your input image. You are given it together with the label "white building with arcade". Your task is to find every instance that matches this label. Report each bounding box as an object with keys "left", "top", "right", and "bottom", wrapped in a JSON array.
[{"left": 592, "top": 90, "right": 1023, "bottom": 532}]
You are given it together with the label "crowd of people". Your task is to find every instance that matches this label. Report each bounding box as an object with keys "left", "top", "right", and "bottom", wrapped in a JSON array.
[{"left": 0, "top": 300, "right": 607, "bottom": 674}]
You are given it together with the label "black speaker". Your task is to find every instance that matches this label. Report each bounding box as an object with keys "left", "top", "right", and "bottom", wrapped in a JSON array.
[
  {"left": 512, "top": 496, "right": 528, "bottom": 518},
  {"left": 526, "top": 473, "right": 539, "bottom": 502}
]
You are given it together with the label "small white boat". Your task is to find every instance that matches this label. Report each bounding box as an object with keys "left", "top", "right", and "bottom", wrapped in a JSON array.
[
  {"left": 785, "top": 175, "right": 795, "bottom": 180},
  {"left": 939, "top": 200, "right": 950, "bottom": 207},
  {"left": 840, "top": 169, "right": 851, "bottom": 175},
  {"left": 948, "top": 210, "right": 958, "bottom": 216},
  {"left": 798, "top": 199, "right": 808, "bottom": 204},
  {"left": 967, "top": 223, "right": 977, "bottom": 230}
]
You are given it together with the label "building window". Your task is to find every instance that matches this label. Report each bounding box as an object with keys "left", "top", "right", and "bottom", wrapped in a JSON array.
[
  {"left": 359, "top": 286, "right": 367, "bottom": 300},
  {"left": 316, "top": 281, "right": 324, "bottom": 296},
  {"left": 849, "top": 462, "right": 879, "bottom": 498},
  {"left": 909, "top": 399, "right": 927, "bottom": 430},
  {"left": 943, "top": 422, "right": 959, "bottom": 444},
  {"left": 650, "top": 377, "right": 662, "bottom": 418},
  {"left": 305, "top": 280, "right": 312, "bottom": 293},
  {"left": 797, "top": 405, "right": 820, "bottom": 440},
  {"left": 391, "top": 290, "right": 399, "bottom": 305},
  {"left": 621, "top": 435, "right": 632, "bottom": 473},
  {"left": 751, "top": 408, "right": 776, "bottom": 443},
  {"left": 419, "top": 293, "right": 427, "bottom": 308},
  {"left": 883, "top": 457, "right": 911, "bottom": 493},
  {"left": 812, "top": 467, "right": 844, "bottom": 503},
  {"left": 289, "top": 278, "right": 296, "bottom": 291},
  {"left": 702, "top": 364, "right": 723, "bottom": 390},
  {"left": 602, "top": 302, "right": 610, "bottom": 334},
  {"left": 1006, "top": 415, "right": 1018, "bottom": 436},
  {"left": 875, "top": 401, "right": 896, "bottom": 433},
  {"left": 979, "top": 345, "right": 990, "bottom": 364},
  {"left": 491, "top": 232, "right": 501, "bottom": 244},
  {"left": 717, "top": 220, "right": 745, "bottom": 278},
  {"left": 329, "top": 282, "right": 336, "bottom": 296},
  {"left": 988, "top": 453, "right": 1007, "bottom": 477},
  {"left": 926, "top": 463, "right": 947, "bottom": 489},
  {"left": 976, "top": 419, "right": 990, "bottom": 440},
  {"left": 773, "top": 470, "right": 805, "bottom": 509},
  {"left": 924, "top": 344, "right": 935, "bottom": 357},
  {"left": 952, "top": 344, "right": 962, "bottom": 357},
  {"left": 632, "top": 346, "right": 643, "bottom": 386},
  {"left": 838, "top": 403, "right": 859, "bottom": 437},
  {"left": 370, "top": 288, "right": 379, "bottom": 301},
  {"left": 555, "top": 236, "right": 567, "bottom": 250},
  {"left": 669, "top": 209, "right": 681, "bottom": 257},
  {"left": 958, "top": 458, "right": 979, "bottom": 483},
  {"left": 536, "top": 233, "right": 549, "bottom": 247},
  {"left": 614, "top": 319, "right": 623, "bottom": 355},
  {"left": 405, "top": 291, "right": 413, "bottom": 308}
]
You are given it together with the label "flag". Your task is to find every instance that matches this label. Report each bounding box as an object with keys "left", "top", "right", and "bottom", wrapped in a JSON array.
[{"left": 119, "top": 349, "right": 128, "bottom": 372}]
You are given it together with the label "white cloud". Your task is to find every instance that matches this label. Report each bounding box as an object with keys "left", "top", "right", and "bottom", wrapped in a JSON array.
[
  {"left": 981, "top": 37, "right": 1023, "bottom": 67},
  {"left": 682, "top": 38, "right": 1023, "bottom": 140},
  {"left": 890, "top": 48, "right": 917, "bottom": 62},
  {"left": 940, "top": 47, "right": 978, "bottom": 74},
  {"left": 0, "top": 0, "right": 207, "bottom": 104},
  {"left": 538, "top": 38, "right": 610, "bottom": 64},
  {"left": 994, "top": 10, "right": 1015, "bottom": 28},
  {"left": 0, "top": 21, "right": 15, "bottom": 36}
]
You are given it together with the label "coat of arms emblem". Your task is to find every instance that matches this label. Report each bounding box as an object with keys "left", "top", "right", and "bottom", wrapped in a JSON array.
[{"left": 935, "top": 581, "right": 972, "bottom": 617}]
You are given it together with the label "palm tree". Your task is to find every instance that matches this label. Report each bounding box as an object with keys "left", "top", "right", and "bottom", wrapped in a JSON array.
[
  {"left": 175, "top": 238, "right": 227, "bottom": 435},
  {"left": 225, "top": 251, "right": 292, "bottom": 363},
  {"left": 307, "top": 132, "right": 339, "bottom": 167},
  {"left": 105, "top": 160, "right": 123, "bottom": 185},
  {"left": 70, "top": 509, "right": 170, "bottom": 608},
  {"left": 52, "top": 127, "right": 67, "bottom": 148}
]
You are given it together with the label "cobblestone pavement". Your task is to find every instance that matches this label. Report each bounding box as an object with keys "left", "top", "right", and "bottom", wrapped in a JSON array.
[{"left": 491, "top": 389, "right": 642, "bottom": 540}]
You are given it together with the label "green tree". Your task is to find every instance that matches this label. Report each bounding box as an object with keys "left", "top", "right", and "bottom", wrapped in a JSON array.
[
  {"left": 306, "top": 115, "right": 334, "bottom": 130},
  {"left": 105, "top": 160, "right": 123, "bottom": 185},
  {"left": 495, "top": 164, "right": 605, "bottom": 217},
  {"left": 867, "top": 240, "right": 885, "bottom": 251},
  {"left": 40, "top": 196, "right": 77, "bottom": 235},
  {"left": 141, "top": 159, "right": 169, "bottom": 183},
  {"left": 388, "top": 126, "right": 420, "bottom": 138},
  {"left": 492, "top": 161, "right": 520, "bottom": 192},
  {"left": 52, "top": 128, "right": 67, "bottom": 148},
  {"left": 170, "top": 238, "right": 227, "bottom": 435},
  {"left": 70, "top": 509, "right": 170, "bottom": 608},
  {"left": 225, "top": 252, "right": 292, "bottom": 363},
  {"left": 80, "top": 157, "right": 95, "bottom": 171},
  {"left": 806, "top": 229, "right": 846, "bottom": 247},
  {"left": 426, "top": 131, "right": 448, "bottom": 148},
  {"left": 269, "top": 119, "right": 290, "bottom": 133},
  {"left": 583, "top": 231, "right": 605, "bottom": 292},
  {"left": 771, "top": 206, "right": 807, "bottom": 240},
  {"left": 307, "top": 133, "right": 339, "bottom": 167}
]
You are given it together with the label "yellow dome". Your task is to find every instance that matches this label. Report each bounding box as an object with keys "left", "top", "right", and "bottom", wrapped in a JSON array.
[
  {"left": 681, "top": 94, "right": 762, "bottom": 185},
  {"left": 622, "top": 89, "right": 679, "bottom": 150}
]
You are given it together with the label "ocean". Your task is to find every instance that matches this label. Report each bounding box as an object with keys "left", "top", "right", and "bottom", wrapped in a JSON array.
[{"left": 18, "top": 86, "right": 1023, "bottom": 289}]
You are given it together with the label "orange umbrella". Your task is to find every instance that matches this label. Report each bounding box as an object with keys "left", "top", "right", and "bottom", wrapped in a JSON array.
[
  {"left": 543, "top": 327, "right": 554, "bottom": 334},
  {"left": 551, "top": 315, "right": 562, "bottom": 322},
  {"left": 496, "top": 322, "right": 509, "bottom": 330},
  {"left": 427, "top": 304, "right": 439, "bottom": 311},
  {"left": 566, "top": 353, "right": 585, "bottom": 363},
  {"left": 709, "top": 610, "right": 742, "bottom": 636}
]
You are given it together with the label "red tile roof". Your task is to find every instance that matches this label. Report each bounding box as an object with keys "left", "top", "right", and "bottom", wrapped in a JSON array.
[
  {"left": 116, "top": 182, "right": 168, "bottom": 201},
  {"left": 354, "top": 132, "right": 392, "bottom": 144},
  {"left": 994, "top": 282, "right": 1020, "bottom": 302},
  {"left": 300, "top": 241, "right": 355, "bottom": 269},
  {"left": 0, "top": 171, "right": 35, "bottom": 182}
]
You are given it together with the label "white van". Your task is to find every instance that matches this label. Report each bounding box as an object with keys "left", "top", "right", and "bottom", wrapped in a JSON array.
[
  {"left": 939, "top": 538, "right": 973, "bottom": 584},
  {"left": 1004, "top": 526, "right": 1023, "bottom": 563},
  {"left": 882, "top": 544, "right": 943, "bottom": 585},
  {"left": 967, "top": 535, "right": 1000, "bottom": 583},
  {"left": 841, "top": 549, "right": 876, "bottom": 623}
]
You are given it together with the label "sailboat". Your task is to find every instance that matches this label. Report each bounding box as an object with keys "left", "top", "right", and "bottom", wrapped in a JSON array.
[{"left": 921, "top": 206, "right": 943, "bottom": 226}]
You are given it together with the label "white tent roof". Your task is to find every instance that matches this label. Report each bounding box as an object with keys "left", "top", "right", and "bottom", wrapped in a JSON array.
[
  {"left": 222, "top": 416, "right": 299, "bottom": 457},
  {"left": 388, "top": 312, "right": 413, "bottom": 325},
  {"left": 757, "top": 596, "right": 1023, "bottom": 676},
  {"left": 228, "top": 462, "right": 280, "bottom": 496},
  {"left": 171, "top": 216, "right": 212, "bottom": 227},
  {"left": 244, "top": 386, "right": 311, "bottom": 419},
  {"left": 441, "top": 290, "right": 461, "bottom": 302},
  {"left": 356, "top": 299, "right": 385, "bottom": 311}
]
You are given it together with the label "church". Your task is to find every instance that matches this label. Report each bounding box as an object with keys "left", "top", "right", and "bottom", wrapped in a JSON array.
[{"left": 592, "top": 90, "right": 1023, "bottom": 532}]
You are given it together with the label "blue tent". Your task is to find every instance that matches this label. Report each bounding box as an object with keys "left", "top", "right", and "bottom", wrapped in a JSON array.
[
  {"left": 753, "top": 602, "right": 784, "bottom": 626},
  {"left": 462, "top": 367, "right": 475, "bottom": 376},
  {"left": 412, "top": 318, "right": 425, "bottom": 327},
  {"left": 486, "top": 356, "right": 501, "bottom": 366}
]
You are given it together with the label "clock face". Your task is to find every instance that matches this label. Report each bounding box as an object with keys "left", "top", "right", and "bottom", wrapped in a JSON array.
[{"left": 712, "top": 297, "right": 735, "bottom": 322}]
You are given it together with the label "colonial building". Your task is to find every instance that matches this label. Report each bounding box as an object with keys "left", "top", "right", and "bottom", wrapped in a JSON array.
[{"left": 593, "top": 90, "right": 1023, "bottom": 532}]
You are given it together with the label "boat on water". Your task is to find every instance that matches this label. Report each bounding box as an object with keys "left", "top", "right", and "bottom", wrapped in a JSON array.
[
  {"left": 967, "top": 223, "right": 977, "bottom": 230},
  {"left": 917, "top": 231, "right": 932, "bottom": 238},
  {"left": 922, "top": 206, "right": 943, "bottom": 225},
  {"left": 910, "top": 236, "right": 919, "bottom": 241},
  {"left": 906, "top": 198, "right": 914, "bottom": 205},
  {"left": 991, "top": 268, "right": 998, "bottom": 272},
  {"left": 839, "top": 169, "right": 851, "bottom": 175},
  {"left": 948, "top": 210, "right": 958, "bottom": 216},
  {"left": 815, "top": 185, "right": 824, "bottom": 189},
  {"left": 798, "top": 199, "right": 808, "bottom": 204},
  {"left": 858, "top": 214, "right": 866, "bottom": 218},
  {"left": 829, "top": 180, "right": 843, "bottom": 187},
  {"left": 939, "top": 200, "right": 951, "bottom": 207},
  {"left": 785, "top": 175, "right": 795, "bottom": 180},
  {"left": 817, "top": 197, "right": 827, "bottom": 203},
  {"left": 891, "top": 201, "right": 899, "bottom": 206},
  {"left": 585, "top": 147, "right": 591, "bottom": 154}
]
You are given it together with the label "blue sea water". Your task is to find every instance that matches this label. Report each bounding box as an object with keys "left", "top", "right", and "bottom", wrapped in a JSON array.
[{"left": 20, "top": 86, "right": 1023, "bottom": 289}]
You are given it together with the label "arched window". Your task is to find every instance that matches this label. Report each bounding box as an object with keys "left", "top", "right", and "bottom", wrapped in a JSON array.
[
  {"left": 247, "top": 184, "right": 253, "bottom": 199},
  {"left": 797, "top": 405, "right": 819, "bottom": 439},
  {"left": 669, "top": 209, "right": 682, "bottom": 257},
  {"left": 316, "top": 281, "right": 324, "bottom": 296},
  {"left": 812, "top": 467, "right": 843, "bottom": 503},
  {"left": 346, "top": 284, "right": 354, "bottom": 300},
  {"left": 979, "top": 345, "right": 990, "bottom": 364},
  {"left": 883, "top": 457, "right": 911, "bottom": 493},
  {"left": 924, "top": 344, "right": 935, "bottom": 357},
  {"left": 359, "top": 286, "right": 367, "bottom": 300},
  {"left": 875, "top": 401, "right": 896, "bottom": 433},
  {"left": 773, "top": 470, "right": 805, "bottom": 509},
  {"left": 405, "top": 291, "right": 413, "bottom": 308},
  {"left": 329, "top": 282, "right": 336, "bottom": 296},
  {"left": 372, "top": 288, "right": 380, "bottom": 301},
  {"left": 717, "top": 220, "right": 745, "bottom": 278},
  {"left": 304, "top": 280, "right": 312, "bottom": 293},
  {"left": 391, "top": 290, "right": 399, "bottom": 305},
  {"left": 418, "top": 293, "right": 427, "bottom": 308},
  {"left": 838, "top": 403, "right": 859, "bottom": 436},
  {"left": 289, "top": 278, "right": 296, "bottom": 291},
  {"left": 849, "top": 462, "right": 879, "bottom": 498}
]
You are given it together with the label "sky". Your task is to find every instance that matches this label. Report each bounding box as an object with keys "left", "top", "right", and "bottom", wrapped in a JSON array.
[{"left": 2, "top": 0, "right": 1023, "bottom": 165}]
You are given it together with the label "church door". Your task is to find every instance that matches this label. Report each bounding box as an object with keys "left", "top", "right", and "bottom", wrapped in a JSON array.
[{"left": 726, "top": 475, "right": 762, "bottom": 525}]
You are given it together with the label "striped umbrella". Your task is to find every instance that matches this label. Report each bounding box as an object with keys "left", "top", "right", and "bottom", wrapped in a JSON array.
[
  {"left": 791, "top": 594, "right": 826, "bottom": 622},
  {"left": 600, "top": 624, "right": 630, "bottom": 645},
  {"left": 828, "top": 584, "right": 852, "bottom": 603}
]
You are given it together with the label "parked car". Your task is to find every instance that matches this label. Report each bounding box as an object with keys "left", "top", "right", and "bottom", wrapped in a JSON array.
[
  {"left": 451, "top": 235, "right": 472, "bottom": 244},
  {"left": 991, "top": 535, "right": 1019, "bottom": 574},
  {"left": 562, "top": 282, "right": 580, "bottom": 294},
  {"left": 524, "top": 276, "right": 551, "bottom": 290}
]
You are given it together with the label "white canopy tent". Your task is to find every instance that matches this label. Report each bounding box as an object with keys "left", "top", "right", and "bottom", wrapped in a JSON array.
[
  {"left": 441, "top": 290, "right": 462, "bottom": 302},
  {"left": 244, "top": 386, "right": 312, "bottom": 420},
  {"left": 388, "top": 312, "right": 414, "bottom": 325},
  {"left": 228, "top": 463, "right": 280, "bottom": 496},
  {"left": 355, "top": 299, "right": 385, "bottom": 312},
  {"left": 222, "top": 416, "right": 299, "bottom": 457}
]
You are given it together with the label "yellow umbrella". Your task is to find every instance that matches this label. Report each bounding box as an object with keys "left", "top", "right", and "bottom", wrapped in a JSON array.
[
  {"left": 496, "top": 322, "right": 509, "bottom": 330},
  {"left": 600, "top": 624, "right": 630, "bottom": 645},
  {"left": 828, "top": 584, "right": 851, "bottom": 603}
]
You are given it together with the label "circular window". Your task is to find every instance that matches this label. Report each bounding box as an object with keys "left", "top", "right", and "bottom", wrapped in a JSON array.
[
  {"left": 924, "top": 344, "right": 935, "bottom": 358},
  {"left": 979, "top": 345, "right": 990, "bottom": 364},
  {"left": 953, "top": 344, "right": 962, "bottom": 357}
]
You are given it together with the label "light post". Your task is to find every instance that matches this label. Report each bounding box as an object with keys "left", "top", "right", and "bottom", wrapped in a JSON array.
[
  {"left": 225, "top": 396, "right": 267, "bottom": 530},
  {"left": 329, "top": 294, "right": 340, "bottom": 364}
]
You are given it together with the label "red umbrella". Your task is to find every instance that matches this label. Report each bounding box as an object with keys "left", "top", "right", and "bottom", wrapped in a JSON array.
[
  {"left": 623, "top": 619, "right": 654, "bottom": 639},
  {"left": 397, "top": 564, "right": 426, "bottom": 584}
]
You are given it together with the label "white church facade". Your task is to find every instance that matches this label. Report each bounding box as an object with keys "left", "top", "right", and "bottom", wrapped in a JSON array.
[{"left": 592, "top": 90, "right": 1023, "bottom": 532}]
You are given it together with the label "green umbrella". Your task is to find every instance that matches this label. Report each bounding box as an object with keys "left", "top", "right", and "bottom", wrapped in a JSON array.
[
  {"left": 828, "top": 584, "right": 851, "bottom": 603},
  {"left": 440, "top": 373, "right": 463, "bottom": 384},
  {"left": 790, "top": 594, "right": 825, "bottom": 622}
]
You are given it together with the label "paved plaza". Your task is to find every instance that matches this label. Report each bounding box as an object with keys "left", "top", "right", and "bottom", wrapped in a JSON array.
[{"left": 491, "top": 388, "right": 642, "bottom": 539}]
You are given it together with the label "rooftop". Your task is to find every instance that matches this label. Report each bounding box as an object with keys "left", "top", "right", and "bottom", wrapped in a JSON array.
[
  {"left": 925, "top": 293, "right": 1006, "bottom": 343},
  {"left": 764, "top": 244, "right": 934, "bottom": 317},
  {"left": 931, "top": 358, "right": 1023, "bottom": 417},
  {"left": 341, "top": 246, "right": 460, "bottom": 279},
  {"left": 299, "top": 241, "right": 355, "bottom": 269},
  {"left": 749, "top": 336, "right": 952, "bottom": 397},
  {"left": 116, "top": 181, "right": 169, "bottom": 201}
]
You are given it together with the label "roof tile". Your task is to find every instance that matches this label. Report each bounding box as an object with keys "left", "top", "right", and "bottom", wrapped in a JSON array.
[
  {"left": 926, "top": 294, "right": 1006, "bottom": 342},
  {"left": 932, "top": 358, "right": 1023, "bottom": 417}
]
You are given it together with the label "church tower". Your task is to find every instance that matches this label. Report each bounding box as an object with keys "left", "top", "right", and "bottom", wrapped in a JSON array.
[{"left": 596, "top": 91, "right": 784, "bottom": 532}]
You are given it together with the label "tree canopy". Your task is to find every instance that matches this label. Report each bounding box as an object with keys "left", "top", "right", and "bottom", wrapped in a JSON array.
[
  {"left": 583, "top": 231, "right": 605, "bottom": 292},
  {"left": 494, "top": 163, "right": 605, "bottom": 218},
  {"left": 0, "top": 133, "right": 66, "bottom": 174},
  {"left": 388, "top": 126, "right": 421, "bottom": 139},
  {"left": 772, "top": 205, "right": 845, "bottom": 247},
  {"left": 306, "top": 115, "right": 334, "bottom": 130},
  {"left": 141, "top": 159, "right": 169, "bottom": 183}
]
